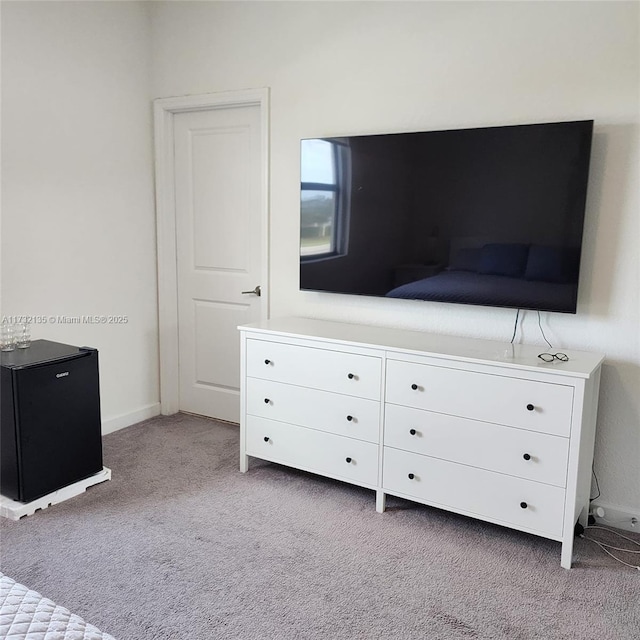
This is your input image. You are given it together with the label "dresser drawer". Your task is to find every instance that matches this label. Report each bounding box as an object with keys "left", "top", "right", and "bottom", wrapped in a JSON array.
[
  {"left": 384, "top": 404, "right": 569, "bottom": 487},
  {"left": 246, "top": 339, "right": 382, "bottom": 400},
  {"left": 386, "top": 360, "right": 574, "bottom": 437},
  {"left": 246, "top": 415, "right": 379, "bottom": 487},
  {"left": 383, "top": 447, "right": 565, "bottom": 539},
  {"left": 247, "top": 378, "right": 380, "bottom": 443}
]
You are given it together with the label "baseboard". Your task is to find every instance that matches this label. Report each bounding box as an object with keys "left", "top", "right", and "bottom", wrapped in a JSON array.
[
  {"left": 590, "top": 500, "right": 640, "bottom": 533},
  {"left": 101, "top": 403, "right": 161, "bottom": 435}
]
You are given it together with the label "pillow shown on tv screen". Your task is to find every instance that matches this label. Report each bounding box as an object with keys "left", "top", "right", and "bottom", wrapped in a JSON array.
[
  {"left": 448, "top": 247, "right": 482, "bottom": 272},
  {"left": 478, "top": 243, "right": 529, "bottom": 278},
  {"left": 524, "top": 245, "right": 580, "bottom": 283}
]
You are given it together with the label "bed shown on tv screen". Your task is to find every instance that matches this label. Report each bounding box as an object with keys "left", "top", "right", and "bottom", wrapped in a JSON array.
[
  {"left": 300, "top": 120, "right": 593, "bottom": 313},
  {"left": 386, "top": 241, "right": 580, "bottom": 313}
]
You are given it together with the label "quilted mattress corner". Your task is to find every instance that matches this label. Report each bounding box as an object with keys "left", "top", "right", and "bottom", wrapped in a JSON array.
[{"left": 0, "top": 572, "right": 116, "bottom": 640}]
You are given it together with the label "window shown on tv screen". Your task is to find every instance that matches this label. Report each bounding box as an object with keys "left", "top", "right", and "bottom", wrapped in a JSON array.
[
  {"left": 300, "top": 120, "right": 593, "bottom": 313},
  {"left": 300, "top": 138, "right": 351, "bottom": 259}
]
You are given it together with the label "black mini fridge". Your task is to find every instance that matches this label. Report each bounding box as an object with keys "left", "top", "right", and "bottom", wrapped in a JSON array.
[{"left": 1, "top": 340, "right": 103, "bottom": 503}]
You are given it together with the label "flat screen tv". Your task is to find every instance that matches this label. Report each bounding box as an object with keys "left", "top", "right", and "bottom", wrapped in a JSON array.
[{"left": 300, "top": 120, "right": 593, "bottom": 313}]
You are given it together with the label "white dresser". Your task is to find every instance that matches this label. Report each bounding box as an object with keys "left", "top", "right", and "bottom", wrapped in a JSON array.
[{"left": 239, "top": 317, "right": 604, "bottom": 569}]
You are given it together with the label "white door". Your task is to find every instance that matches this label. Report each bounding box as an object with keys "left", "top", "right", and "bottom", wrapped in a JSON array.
[{"left": 173, "top": 105, "right": 264, "bottom": 422}]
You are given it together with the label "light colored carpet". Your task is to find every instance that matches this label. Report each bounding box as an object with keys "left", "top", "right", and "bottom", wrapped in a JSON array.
[{"left": 1, "top": 413, "right": 638, "bottom": 639}]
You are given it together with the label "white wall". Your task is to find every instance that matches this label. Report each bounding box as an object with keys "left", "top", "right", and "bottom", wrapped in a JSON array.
[
  {"left": 151, "top": 2, "right": 639, "bottom": 514},
  {"left": 1, "top": 1, "right": 159, "bottom": 432}
]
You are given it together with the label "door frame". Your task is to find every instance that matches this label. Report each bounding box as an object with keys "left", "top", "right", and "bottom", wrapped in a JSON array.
[{"left": 153, "top": 89, "right": 270, "bottom": 415}]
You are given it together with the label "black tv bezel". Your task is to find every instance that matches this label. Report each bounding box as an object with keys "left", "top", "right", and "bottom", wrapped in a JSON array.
[{"left": 299, "top": 119, "right": 594, "bottom": 314}]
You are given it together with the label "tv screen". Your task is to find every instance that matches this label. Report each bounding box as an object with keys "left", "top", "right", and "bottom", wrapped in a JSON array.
[{"left": 300, "top": 120, "right": 593, "bottom": 313}]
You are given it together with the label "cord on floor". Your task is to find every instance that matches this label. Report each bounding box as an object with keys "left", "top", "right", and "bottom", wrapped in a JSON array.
[{"left": 580, "top": 525, "right": 640, "bottom": 570}]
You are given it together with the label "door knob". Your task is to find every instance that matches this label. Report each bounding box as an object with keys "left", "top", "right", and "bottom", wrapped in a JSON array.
[{"left": 241, "top": 285, "right": 261, "bottom": 297}]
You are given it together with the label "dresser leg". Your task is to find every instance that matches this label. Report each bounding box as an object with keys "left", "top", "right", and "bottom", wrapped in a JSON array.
[
  {"left": 240, "top": 453, "right": 249, "bottom": 473},
  {"left": 376, "top": 490, "right": 386, "bottom": 513},
  {"left": 560, "top": 537, "right": 574, "bottom": 569}
]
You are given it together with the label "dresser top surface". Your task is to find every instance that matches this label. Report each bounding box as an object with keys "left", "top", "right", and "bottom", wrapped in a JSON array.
[{"left": 239, "top": 316, "right": 604, "bottom": 379}]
